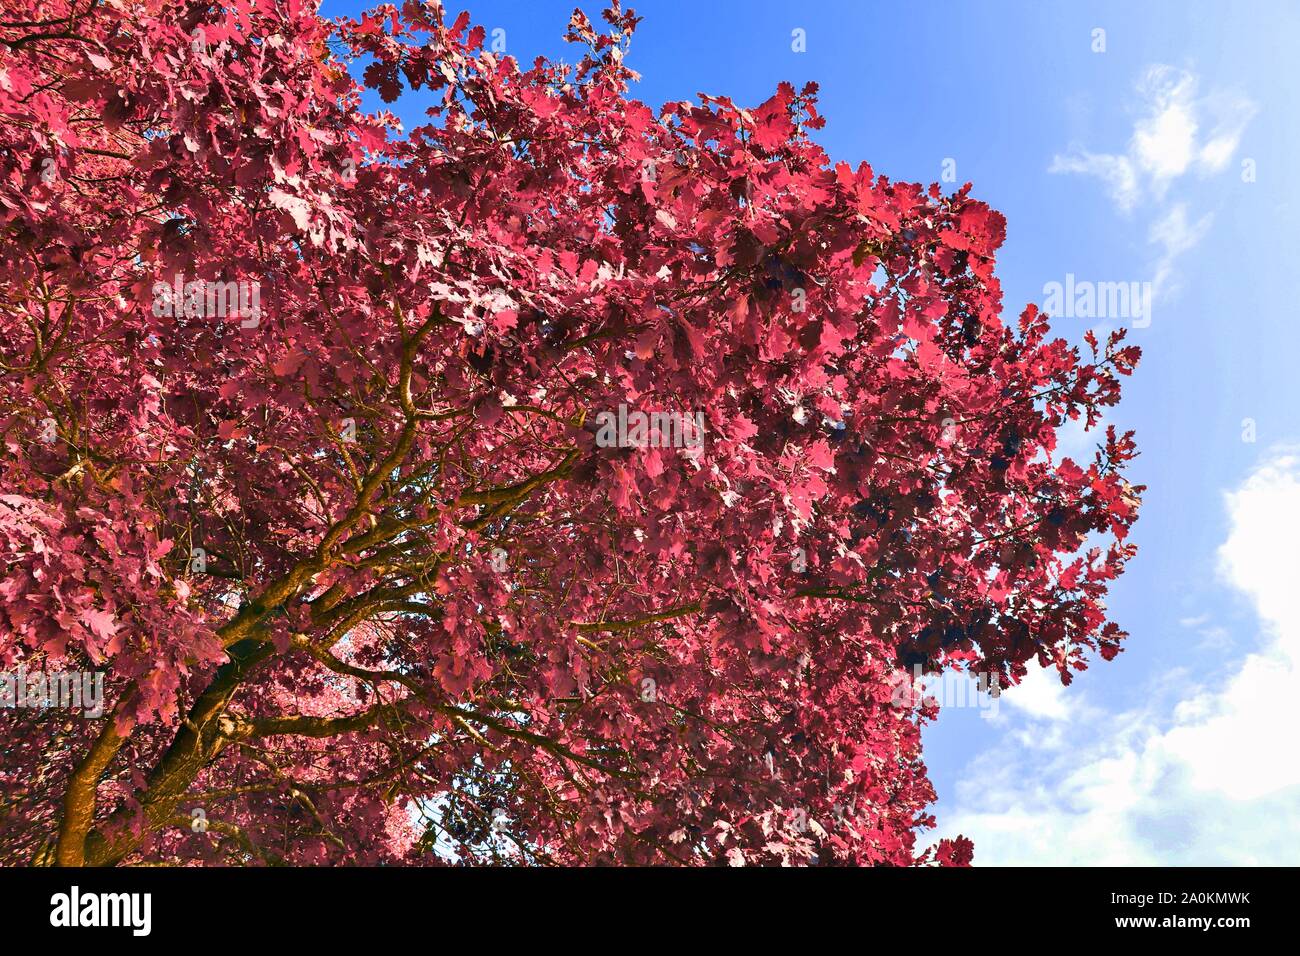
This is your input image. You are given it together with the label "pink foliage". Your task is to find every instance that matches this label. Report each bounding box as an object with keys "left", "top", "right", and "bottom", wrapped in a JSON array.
[{"left": 0, "top": 1, "right": 1140, "bottom": 866}]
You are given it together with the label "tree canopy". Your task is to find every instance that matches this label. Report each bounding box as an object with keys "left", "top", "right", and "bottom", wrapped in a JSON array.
[{"left": 0, "top": 0, "right": 1141, "bottom": 866}]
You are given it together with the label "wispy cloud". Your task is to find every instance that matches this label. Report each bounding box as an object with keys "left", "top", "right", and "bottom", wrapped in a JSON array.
[
  {"left": 935, "top": 450, "right": 1300, "bottom": 865},
  {"left": 1148, "top": 202, "right": 1213, "bottom": 298},
  {"left": 1049, "top": 66, "right": 1255, "bottom": 306},
  {"left": 1051, "top": 66, "right": 1256, "bottom": 213},
  {"left": 1050, "top": 150, "right": 1143, "bottom": 213}
]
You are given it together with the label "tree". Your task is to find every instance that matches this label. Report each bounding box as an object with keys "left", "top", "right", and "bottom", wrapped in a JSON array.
[{"left": 0, "top": 0, "right": 1141, "bottom": 867}]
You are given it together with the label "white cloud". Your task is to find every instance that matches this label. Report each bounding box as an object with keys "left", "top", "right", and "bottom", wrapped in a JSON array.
[
  {"left": 1131, "top": 67, "right": 1199, "bottom": 187},
  {"left": 1049, "top": 151, "right": 1140, "bottom": 213},
  {"left": 1148, "top": 203, "right": 1213, "bottom": 298},
  {"left": 998, "top": 665, "right": 1073, "bottom": 722},
  {"left": 934, "top": 450, "right": 1300, "bottom": 865},
  {"left": 1048, "top": 66, "right": 1255, "bottom": 315},
  {"left": 1051, "top": 66, "right": 1255, "bottom": 212},
  {"left": 1196, "top": 88, "right": 1260, "bottom": 174}
]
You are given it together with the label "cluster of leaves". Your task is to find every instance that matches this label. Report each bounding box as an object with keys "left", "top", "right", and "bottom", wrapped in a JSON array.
[{"left": 0, "top": 0, "right": 1141, "bottom": 866}]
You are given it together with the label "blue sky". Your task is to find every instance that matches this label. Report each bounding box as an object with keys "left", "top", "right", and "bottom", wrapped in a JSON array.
[{"left": 321, "top": 0, "right": 1300, "bottom": 864}]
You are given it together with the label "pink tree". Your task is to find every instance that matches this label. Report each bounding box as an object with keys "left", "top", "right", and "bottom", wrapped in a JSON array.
[{"left": 0, "top": 0, "right": 1141, "bottom": 866}]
